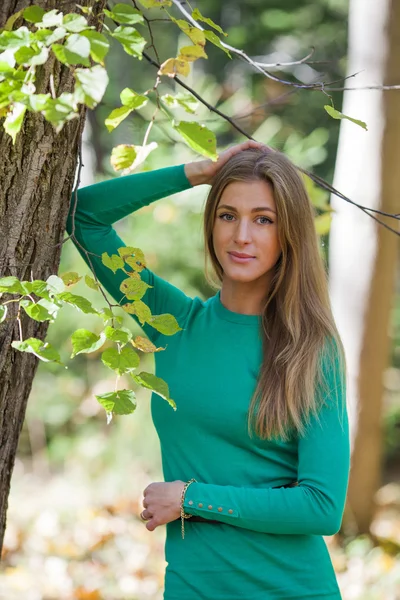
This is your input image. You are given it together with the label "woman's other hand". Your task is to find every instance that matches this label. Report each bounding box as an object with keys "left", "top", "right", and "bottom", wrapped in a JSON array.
[
  {"left": 184, "top": 140, "right": 273, "bottom": 187},
  {"left": 140, "top": 480, "right": 186, "bottom": 531}
]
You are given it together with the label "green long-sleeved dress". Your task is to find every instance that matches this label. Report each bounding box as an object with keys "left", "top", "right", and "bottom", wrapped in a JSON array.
[{"left": 66, "top": 163, "right": 350, "bottom": 600}]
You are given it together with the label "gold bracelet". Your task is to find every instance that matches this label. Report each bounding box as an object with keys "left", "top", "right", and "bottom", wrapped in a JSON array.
[{"left": 180, "top": 478, "right": 197, "bottom": 539}]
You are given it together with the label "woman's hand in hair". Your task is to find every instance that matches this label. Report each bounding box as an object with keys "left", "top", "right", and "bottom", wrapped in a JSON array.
[{"left": 184, "top": 140, "right": 272, "bottom": 186}]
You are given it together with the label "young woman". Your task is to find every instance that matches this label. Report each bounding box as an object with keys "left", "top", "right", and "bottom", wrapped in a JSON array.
[{"left": 67, "top": 141, "right": 350, "bottom": 600}]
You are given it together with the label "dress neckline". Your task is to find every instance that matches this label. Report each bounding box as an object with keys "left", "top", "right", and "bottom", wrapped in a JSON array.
[{"left": 212, "top": 290, "right": 262, "bottom": 325}]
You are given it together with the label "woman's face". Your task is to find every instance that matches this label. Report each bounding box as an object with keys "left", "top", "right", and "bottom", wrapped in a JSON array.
[{"left": 212, "top": 179, "right": 282, "bottom": 285}]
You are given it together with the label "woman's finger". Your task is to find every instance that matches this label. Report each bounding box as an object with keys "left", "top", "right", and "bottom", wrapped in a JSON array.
[{"left": 146, "top": 517, "right": 158, "bottom": 532}]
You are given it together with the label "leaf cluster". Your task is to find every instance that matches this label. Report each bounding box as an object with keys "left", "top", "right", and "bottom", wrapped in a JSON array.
[
  {"left": 0, "top": 3, "right": 230, "bottom": 164},
  {"left": 0, "top": 246, "right": 179, "bottom": 421}
]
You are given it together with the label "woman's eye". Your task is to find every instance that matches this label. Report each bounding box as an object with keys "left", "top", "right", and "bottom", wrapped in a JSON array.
[
  {"left": 257, "top": 216, "right": 273, "bottom": 224},
  {"left": 219, "top": 213, "right": 234, "bottom": 221}
]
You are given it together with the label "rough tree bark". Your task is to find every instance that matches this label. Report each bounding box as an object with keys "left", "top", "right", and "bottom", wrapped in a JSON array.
[
  {"left": 0, "top": 0, "right": 107, "bottom": 554},
  {"left": 329, "top": 0, "right": 400, "bottom": 532}
]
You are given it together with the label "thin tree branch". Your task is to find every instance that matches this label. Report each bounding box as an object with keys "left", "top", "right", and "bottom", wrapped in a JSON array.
[
  {"left": 139, "top": 58, "right": 400, "bottom": 231},
  {"left": 105, "top": 1, "right": 400, "bottom": 235}
]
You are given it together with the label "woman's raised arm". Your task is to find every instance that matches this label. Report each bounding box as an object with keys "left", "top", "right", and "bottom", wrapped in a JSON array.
[{"left": 66, "top": 163, "right": 195, "bottom": 343}]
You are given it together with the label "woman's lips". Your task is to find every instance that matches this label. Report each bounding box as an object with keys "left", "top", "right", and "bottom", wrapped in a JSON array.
[{"left": 228, "top": 252, "right": 255, "bottom": 264}]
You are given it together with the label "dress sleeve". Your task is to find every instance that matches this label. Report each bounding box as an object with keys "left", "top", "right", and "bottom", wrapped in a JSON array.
[
  {"left": 182, "top": 344, "right": 350, "bottom": 536},
  {"left": 65, "top": 164, "right": 194, "bottom": 343}
]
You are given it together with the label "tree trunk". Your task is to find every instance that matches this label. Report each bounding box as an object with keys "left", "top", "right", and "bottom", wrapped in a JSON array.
[
  {"left": 0, "top": 0, "right": 106, "bottom": 554},
  {"left": 329, "top": 0, "right": 400, "bottom": 533}
]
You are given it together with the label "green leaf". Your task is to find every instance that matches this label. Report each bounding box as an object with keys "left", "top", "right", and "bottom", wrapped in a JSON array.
[
  {"left": 105, "top": 105, "right": 132, "bottom": 132},
  {"left": 101, "top": 252, "right": 124, "bottom": 273},
  {"left": 137, "top": 0, "right": 172, "bottom": 7},
  {"left": 20, "top": 280, "right": 50, "bottom": 299},
  {"left": 132, "top": 371, "right": 176, "bottom": 409},
  {"left": 112, "top": 26, "right": 146, "bottom": 59},
  {"left": 110, "top": 142, "right": 158, "bottom": 172},
  {"left": 98, "top": 307, "right": 114, "bottom": 321},
  {"left": 0, "top": 49, "right": 16, "bottom": 71},
  {"left": 12, "top": 337, "right": 62, "bottom": 364},
  {"left": 0, "top": 304, "right": 8, "bottom": 323},
  {"left": 95, "top": 389, "right": 137, "bottom": 415},
  {"left": 123, "top": 300, "right": 151, "bottom": 324},
  {"left": 52, "top": 34, "right": 91, "bottom": 67},
  {"left": 14, "top": 45, "right": 49, "bottom": 66},
  {"left": 109, "top": 143, "right": 136, "bottom": 168},
  {"left": 34, "top": 27, "right": 67, "bottom": 46},
  {"left": 46, "top": 275, "right": 65, "bottom": 295},
  {"left": 324, "top": 105, "right": 368, "bottom": 130},
  {"left": 120, "top": 88, "right": 148, "bottom": 109},
  {"left": 71, "top": 329, "right": 105, "bottom": 358},
  {"left": 23, "top": 6, "right": 46, "bottom": 23},
  {"left": 74, "top": 64, "right": 109, "bottom": 109},
  {"left": 63, "top": 13, "right": 91, "bottom": 33},
  {"left": 120, "top": 278, "right": 152, "bottom": 301},
  {"left": 172, "top": 120, "right": 217, "bottom": 161},
  {"left": 203, "top": 30, "right": 231, "bottom": 57},
  {"left": 161, "top": 92, "right": 198, "bottom": 114},
  {"left": 0, "top": 276, "right": 24, "bottom": 294},
  {"left": 105, "top": 89, "right": 148, "bottom": 132},
  {"left": 41, "top": 92, "right": 79, "bottom": 132},
  {"left": 101, "top": 345, "right": 139, "bottom": 375},
  {"left": 76, "top": 5, "right": 93, "bottom": 16},
  {"left": 148, "top": 314, "right": 182, "bottom": 336},
  {"left": 31, "top": 280, "right": 50, "bottom": 297},
  {"left": 79, "top": 30, "right": 109, "bottom": 64},
  {"left": 23, "top": 94, "right": 51, "bottom": 112},
  {"left": 191, "top": 8, "right": 228, "bottom": 36},
  {"left": 0, "top": 27, "right": 32, "bottom": 51},
  {"left": 60, "top": 272, "right": 82, "bottom": 286},
  {"left": 84, "top": 274, "right": 100, "bottom": 290},
  {"left": 3, "top": 9, "right": 24, "bottom": 31},
  {"left": 103, "top": 4, "right": 144, "bottom": 25},
  {"left": 4, "top": 102, "right": 26, "bottom": 144},
  {"left": 57, "top": 291, "right": 98, "bottom": 315},
  {"left": 37, "top": 9, "right": 63, "bottom": 29},
  {"left": 20, "top": 299, "right": 53, "bottom": 322},
  {"left": 104, "top": 325, "right": 132, "bottom": 344},
  {"left": 36, "top": 298, "right": 61, "bottom": 317}
]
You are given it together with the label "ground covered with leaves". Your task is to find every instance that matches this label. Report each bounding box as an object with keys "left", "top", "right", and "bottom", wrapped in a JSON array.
[{"left": 1, "top": 458, "right": 399, "bottom": 600}]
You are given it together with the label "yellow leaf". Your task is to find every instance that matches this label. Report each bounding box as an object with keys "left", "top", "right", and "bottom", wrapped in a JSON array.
[
  {"left": 74, "top": 587, "right": 102, "bottom": 600},
  {"left": 60, "top": 271, "right": 82, "bottom": 286},
  {"left": 158, "top": 57, "right": 190, "bottom": 78},
  {"left": 178, "top": 44, "right": 208, "bottom": 62},
  {"left": 131, "top": 335, "right": 166, "bottom": 353},
  {"left": 119, "top": 246, "right": 146, "bottom": 271},
  {"left": 127, "top": 271, "right": 141, "bottom": 280},
  {"left": 123, "top": 299, "right": 151, "bottom": 324},
  {"left": 171, "top": 18, "right": 206, "bottom": 46},
  {"left": 314, "top": 212, "right": 332, "bottom": 236}
]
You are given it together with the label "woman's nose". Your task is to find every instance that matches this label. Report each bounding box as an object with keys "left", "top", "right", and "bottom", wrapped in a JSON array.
[{"left": 234, "top": 220, "right": 252, "bottom": 244}]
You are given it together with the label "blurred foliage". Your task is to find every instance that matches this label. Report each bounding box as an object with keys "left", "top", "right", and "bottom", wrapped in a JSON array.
[{"left": 1, "top": 0, "right": 399, "bottom": 598}]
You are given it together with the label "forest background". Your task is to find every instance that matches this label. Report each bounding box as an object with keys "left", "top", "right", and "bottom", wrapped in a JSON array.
[{"left": 0, "top": 0, "right": 399, "bottom": 599}]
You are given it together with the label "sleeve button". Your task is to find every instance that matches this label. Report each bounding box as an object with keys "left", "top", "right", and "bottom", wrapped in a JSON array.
[
  {"left": 218, "top": 507, "right": 223, "bottom": 512},
  {"left": 188, "top": 500, "right": 193, "bottom": 505},
  {"left": 198, "top": 503, "right": 203, "bottom": 508},
  {"left": 208, "top": 505, "right": 213, "bottom": 510},
  {"left": 228, "top": 509, "right": 233, "bottom": 514}
]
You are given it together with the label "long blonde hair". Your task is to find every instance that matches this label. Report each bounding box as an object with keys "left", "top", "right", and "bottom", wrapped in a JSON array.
[{"left": 203, "top": 148, "right": 346, "bottom": 441}]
